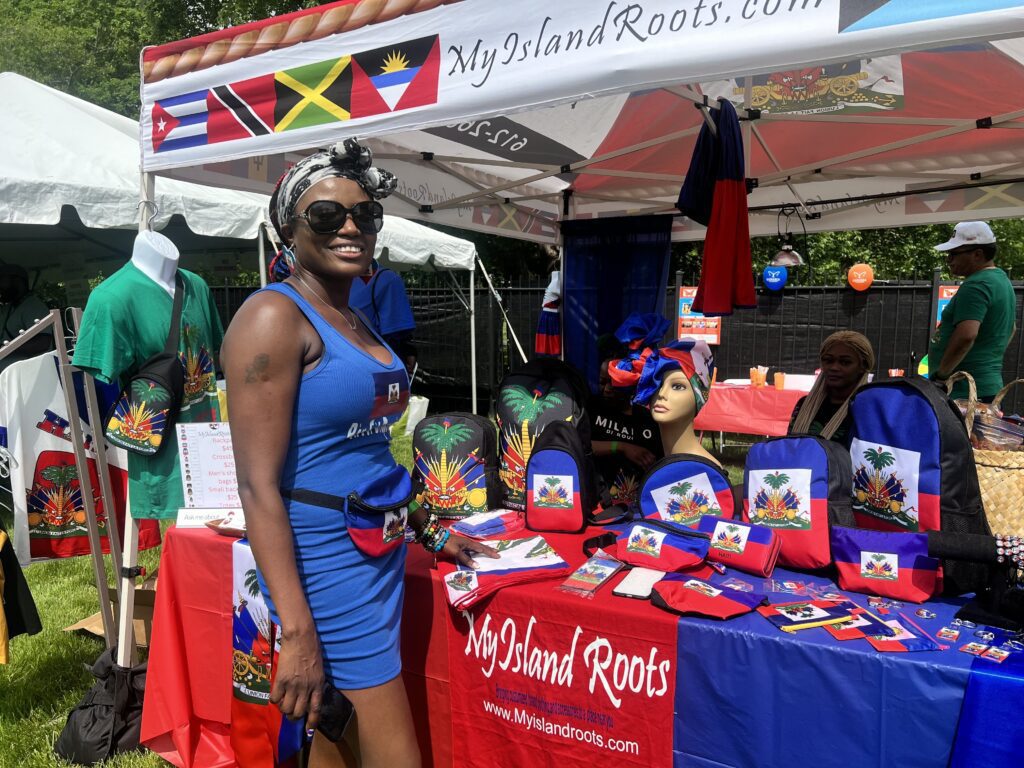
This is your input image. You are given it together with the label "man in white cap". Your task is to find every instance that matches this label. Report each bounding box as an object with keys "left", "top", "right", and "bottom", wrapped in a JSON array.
[{"left": 929, "top": 221, "right": 1015, "bottom": 402}]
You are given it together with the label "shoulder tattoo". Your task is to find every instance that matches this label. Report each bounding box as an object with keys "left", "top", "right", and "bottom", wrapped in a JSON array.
[{"left": 244, "top": 354, "right": 270, "bottom": 384}]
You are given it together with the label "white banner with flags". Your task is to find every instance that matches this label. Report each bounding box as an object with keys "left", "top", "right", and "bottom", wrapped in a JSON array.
[{"left": 140, "top": 0, "right": 1024, "bottom": 172}]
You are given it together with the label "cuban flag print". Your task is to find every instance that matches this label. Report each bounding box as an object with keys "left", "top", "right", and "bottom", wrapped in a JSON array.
[
  {"left": 370, "top": 370, "right": 409, "bottom": 420},
  {"left": 831, "top": 527, "right": 942, "bottom": 603},
  {"left": 151, "top": 90, "right": 209, "bottom": 153}
]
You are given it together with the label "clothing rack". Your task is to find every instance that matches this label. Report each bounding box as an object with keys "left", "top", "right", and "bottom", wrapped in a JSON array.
[{"left": 0, "top": 309, "right": 121, "bottom": 647}]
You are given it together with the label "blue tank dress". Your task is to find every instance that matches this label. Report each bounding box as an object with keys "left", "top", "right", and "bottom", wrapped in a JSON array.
[{"left": 255, "top": 282, "right": 410, "bottom": 690}]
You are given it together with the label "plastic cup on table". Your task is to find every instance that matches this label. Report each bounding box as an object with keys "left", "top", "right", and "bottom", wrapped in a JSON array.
[
  {"left": 774, "top": 372, "right": 786, "bottom": 390},
  {"left": 888, "top": 368, "right": 905, "bottom": 377}
]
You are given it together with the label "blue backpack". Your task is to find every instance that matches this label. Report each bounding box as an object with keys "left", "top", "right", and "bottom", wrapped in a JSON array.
[
  {"left": 638, "top": 455, "right": 736, "bottom": 527},
  {"left": 525, "top": 421, "right": 599, "bottom": 533},
  {"left": 743, "top": 436, "right": 855, "bottom": 570}
]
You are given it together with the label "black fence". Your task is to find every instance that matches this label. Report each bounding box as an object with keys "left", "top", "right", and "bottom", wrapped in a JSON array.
[{"left": 210, "top": 270, "right": 1024, "bottom": 416}]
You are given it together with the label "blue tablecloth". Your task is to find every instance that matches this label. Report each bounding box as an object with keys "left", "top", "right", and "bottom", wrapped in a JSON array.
[{"left": 672, "top": 568, "right": 982, "bottom": 768}]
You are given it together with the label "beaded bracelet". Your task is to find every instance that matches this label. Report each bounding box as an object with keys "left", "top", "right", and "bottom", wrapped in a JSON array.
[{"left": 428, "top": 527, "right": 451, "bottom": 554}]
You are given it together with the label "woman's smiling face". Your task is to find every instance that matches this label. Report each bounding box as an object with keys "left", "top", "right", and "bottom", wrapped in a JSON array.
[{"left": 284, "top": 176, "right": 377, "bottom": 281}]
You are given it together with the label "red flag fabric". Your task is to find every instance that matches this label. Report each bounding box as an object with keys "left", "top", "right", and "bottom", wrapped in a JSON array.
[{"left": 677, "top": 99, "right": 756, "bottom": 315}]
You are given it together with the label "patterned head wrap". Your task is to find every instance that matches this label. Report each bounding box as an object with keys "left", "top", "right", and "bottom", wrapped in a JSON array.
[
  {"left": 269, "top": 138, "right": 397, "bottom": 241},
  {"left": 607, "top": 313, "right": 670, "bottom": 389},
  {"left": 633, "top": 340, "right": 715, "bottom": 413}
]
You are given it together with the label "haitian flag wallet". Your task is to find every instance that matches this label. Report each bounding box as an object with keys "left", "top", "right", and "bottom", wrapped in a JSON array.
[
  {"left": 615, "top": 519, "right": 710, "bottom": 572},
  {"left": 758, "top": 599, "right": 855, "bottom": 632},
  {"left": 697, "top": 515, "right": 781, "bottom": 577},
  {"left": 830, "top": 526, "right": 942, "bottom": 603},
  {"left": 651, "top": 572, "right": 767, "bottom": 620}
]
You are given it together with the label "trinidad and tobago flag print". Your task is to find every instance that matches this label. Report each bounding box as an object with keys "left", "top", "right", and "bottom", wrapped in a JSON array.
[
  {"left": 151, "top": 35, "right": 440, "bottom": 153},
  {"left": 370, "top": 370, "right": 409, "bottom": 420}
]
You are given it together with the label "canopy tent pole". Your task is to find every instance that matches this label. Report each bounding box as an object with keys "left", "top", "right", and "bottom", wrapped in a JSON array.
[
  {"left": 475, "top": 255, "right": 527, "bottom": 365},
  {"left": 258, "top": 222, "right": 268, "bottom": 288},
  {"left": 470, "top": 265, "right": 477, "bottom": 414}
]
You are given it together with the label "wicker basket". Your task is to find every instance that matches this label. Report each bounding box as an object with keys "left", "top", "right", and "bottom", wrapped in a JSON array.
[{"left": 949, "top": 372, "right": 1024, "bottom": 537}]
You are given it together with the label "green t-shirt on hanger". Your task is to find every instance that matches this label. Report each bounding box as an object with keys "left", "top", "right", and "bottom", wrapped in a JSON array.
[{"left": 72, "top": 262, "right": 224, "bottom": 519}]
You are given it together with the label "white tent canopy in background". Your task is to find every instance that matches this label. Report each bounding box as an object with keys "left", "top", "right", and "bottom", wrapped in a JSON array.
[
  {"left": 141, "top": 0, "right": 1024, "bottom": 243},
  {"left": 0, "top": 72, "right": 480, "bottom": 304}
]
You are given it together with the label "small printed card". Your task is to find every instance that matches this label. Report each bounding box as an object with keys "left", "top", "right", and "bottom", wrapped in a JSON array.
[
  {"left": 982, "top": 647, "right": 1010, "bottom": 663},
  {"left": 558, "top": 555, "right": 623, "bottom": 598},
  {"left": 176, "top": 507, "right": 230, "bottom": 528},
  {"left": 960, "top": 642, "right": 989, "bottom": 656},
  {"left": 937, "top": 627, "right": 961, "bottom": 642}
]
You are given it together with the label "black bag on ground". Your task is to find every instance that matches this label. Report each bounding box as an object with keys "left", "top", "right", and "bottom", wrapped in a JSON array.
[
  {"left": 54, "top": 647, "right": 147, "bottom": 765},
  {"left": 847, "top": 376, "right": 990, "bottom": 594},
  {"left": 412, "top": 412, "right": 502, "bottom": 519},
  {"left": 496, "top": 358, "right": 591, "bottom": 511},
  {"left": 525, "top": 420, "right": 601, "bottom": 533}
]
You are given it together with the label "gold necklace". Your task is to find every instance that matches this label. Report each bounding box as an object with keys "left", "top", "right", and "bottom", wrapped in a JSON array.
[{"left": 292, "top": 272, "right": 357, "bottom": 331}]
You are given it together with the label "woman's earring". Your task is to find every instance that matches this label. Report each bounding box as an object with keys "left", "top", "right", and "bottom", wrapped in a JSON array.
[{"left": 281, "top": 244, "right": 296, "bottom": 269}]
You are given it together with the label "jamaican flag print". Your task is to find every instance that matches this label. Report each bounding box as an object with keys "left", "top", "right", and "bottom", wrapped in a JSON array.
[{"left": 150, "top": 36, "right": 440, "bottom": 153}]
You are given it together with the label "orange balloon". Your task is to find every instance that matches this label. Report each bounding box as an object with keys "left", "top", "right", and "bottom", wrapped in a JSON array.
[{"left": 848, "top": 263, "right": 874, "bottom": 291}]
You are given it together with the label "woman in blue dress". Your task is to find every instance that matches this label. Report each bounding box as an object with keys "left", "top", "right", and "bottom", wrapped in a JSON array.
[{"left": 223, "top": 140, "right": 497, "bottom": 767}]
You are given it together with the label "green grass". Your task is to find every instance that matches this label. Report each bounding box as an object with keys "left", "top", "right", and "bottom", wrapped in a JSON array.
[{"left": 0, "top": 511, "right": 168, "bottom": 767}]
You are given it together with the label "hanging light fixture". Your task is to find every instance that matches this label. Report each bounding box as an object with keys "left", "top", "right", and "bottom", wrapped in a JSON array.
[{"left": 771, "top": 206, "right": 808, "bottom": 268}]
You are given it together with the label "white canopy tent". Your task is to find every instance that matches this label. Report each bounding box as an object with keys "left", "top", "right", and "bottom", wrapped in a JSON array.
[
  {"left": 139, "top": 0, "right": 1024, "bottom": 246},
  {"left": 0, "top": 72, "right": 482, "bottom": 307}
]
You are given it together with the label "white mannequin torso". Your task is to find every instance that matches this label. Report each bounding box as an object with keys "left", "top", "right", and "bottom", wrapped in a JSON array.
[{"left": 131, "top": 231, "right": 179, "bottom": 296}]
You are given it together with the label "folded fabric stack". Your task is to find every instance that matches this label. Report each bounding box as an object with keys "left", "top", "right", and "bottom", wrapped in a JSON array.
[
  {"left": 440, "top": 535, "right": 570, "bottom": 609},
  {"left": 450, "top": 510, "right": 524, "bottom": 540}
]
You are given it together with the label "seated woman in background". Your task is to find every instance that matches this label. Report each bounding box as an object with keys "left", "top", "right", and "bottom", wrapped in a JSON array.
[{"left": 789, "top": 331, "right": 875, "bottom": 445}]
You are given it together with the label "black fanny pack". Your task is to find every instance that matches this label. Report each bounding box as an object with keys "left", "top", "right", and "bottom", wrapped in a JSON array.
[
  {"left": 103, "top": 275, "right": 185, "bottom": 456},
  {"left": 283, "top": 467, "right": 415, "bottom": 557}
]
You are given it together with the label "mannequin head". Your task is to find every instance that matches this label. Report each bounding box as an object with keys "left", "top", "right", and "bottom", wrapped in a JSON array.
[{"left": 650, "top": 369, "right": 699, "bottom": 425}]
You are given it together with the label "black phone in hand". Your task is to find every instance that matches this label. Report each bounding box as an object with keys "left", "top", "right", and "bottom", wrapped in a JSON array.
[{"left": 317, "top": 682, "right": 355, "bottom": 743}]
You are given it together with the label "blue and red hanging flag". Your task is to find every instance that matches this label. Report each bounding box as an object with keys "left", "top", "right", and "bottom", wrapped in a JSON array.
[{"left": 676, "top": 98, "right": 756, "bottom": 315}]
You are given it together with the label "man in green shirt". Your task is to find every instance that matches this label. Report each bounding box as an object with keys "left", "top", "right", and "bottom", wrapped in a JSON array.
[{"left": 929, "top": 221, "right": 1017, "bottom": 402}]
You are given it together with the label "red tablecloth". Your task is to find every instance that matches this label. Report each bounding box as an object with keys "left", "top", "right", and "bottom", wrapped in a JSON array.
[
  {"left": 139, "top": 526, "right": 454, "bottom": 768},
  {"left": 694, "top": 383, "right": 807, "bottom": 436},
  {"left": 140, "top": 526, "right": 679, "bottom": 767}
]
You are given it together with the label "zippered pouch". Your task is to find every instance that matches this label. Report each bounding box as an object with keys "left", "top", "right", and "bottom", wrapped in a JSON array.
[
  {"left": 830, "top": 526, "right": 942, "bottom": 603},
  {"left": 615, "top": 518, "right": 710, "bottom": 571},
  {"left": 696, "top": 515, "right": 781, "bottom": 577}
]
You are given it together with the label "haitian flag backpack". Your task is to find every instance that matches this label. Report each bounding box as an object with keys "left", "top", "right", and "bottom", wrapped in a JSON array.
[
  {"left": 743, "top": 436, "right": 855, "bottom": 570},
  {"left": 638, "top": 454, "right": 735, "bottom": 527},
  {"left": 497, "top": 358, "right": 590, "bottom": 511},
  {"left": 412, "top": 413, "right": 502, "bottom": 519},
  {"left": 847, "top": 376, "right": 990, "bottom": 594},
  {"left": 525, "top": 421, "right": 599, "bottom": 533}
]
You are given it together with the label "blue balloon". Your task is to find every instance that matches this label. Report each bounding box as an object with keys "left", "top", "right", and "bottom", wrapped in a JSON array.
[{"left": 763, "top": 265, "right": 788, "bottom": 291}]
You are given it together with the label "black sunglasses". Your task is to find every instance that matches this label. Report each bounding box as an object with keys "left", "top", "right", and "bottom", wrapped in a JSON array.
[
  {"left": 295, "top": 200, "right": 384, "bottom": 235},
  {"left": 947, "top": 246, "right": 979, "bottom": 257}
]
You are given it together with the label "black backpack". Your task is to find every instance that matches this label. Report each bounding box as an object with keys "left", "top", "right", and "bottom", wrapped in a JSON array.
[
  {"left": 848, "top": 376, "right": 990, "bottom": 594},
  {"left": 525, "top": 421, "right": 601, "bottom": 533},
  {"left": 412, "top": 412, "right": 502, "bottom": 519},
  {"left": 496, "top": 358, "right": 591, "bottom": 511}
]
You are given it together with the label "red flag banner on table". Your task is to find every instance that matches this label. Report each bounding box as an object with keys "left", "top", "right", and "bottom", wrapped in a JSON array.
[{"left": 676, "top": 98, "right": 755, "bottom": 315}]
